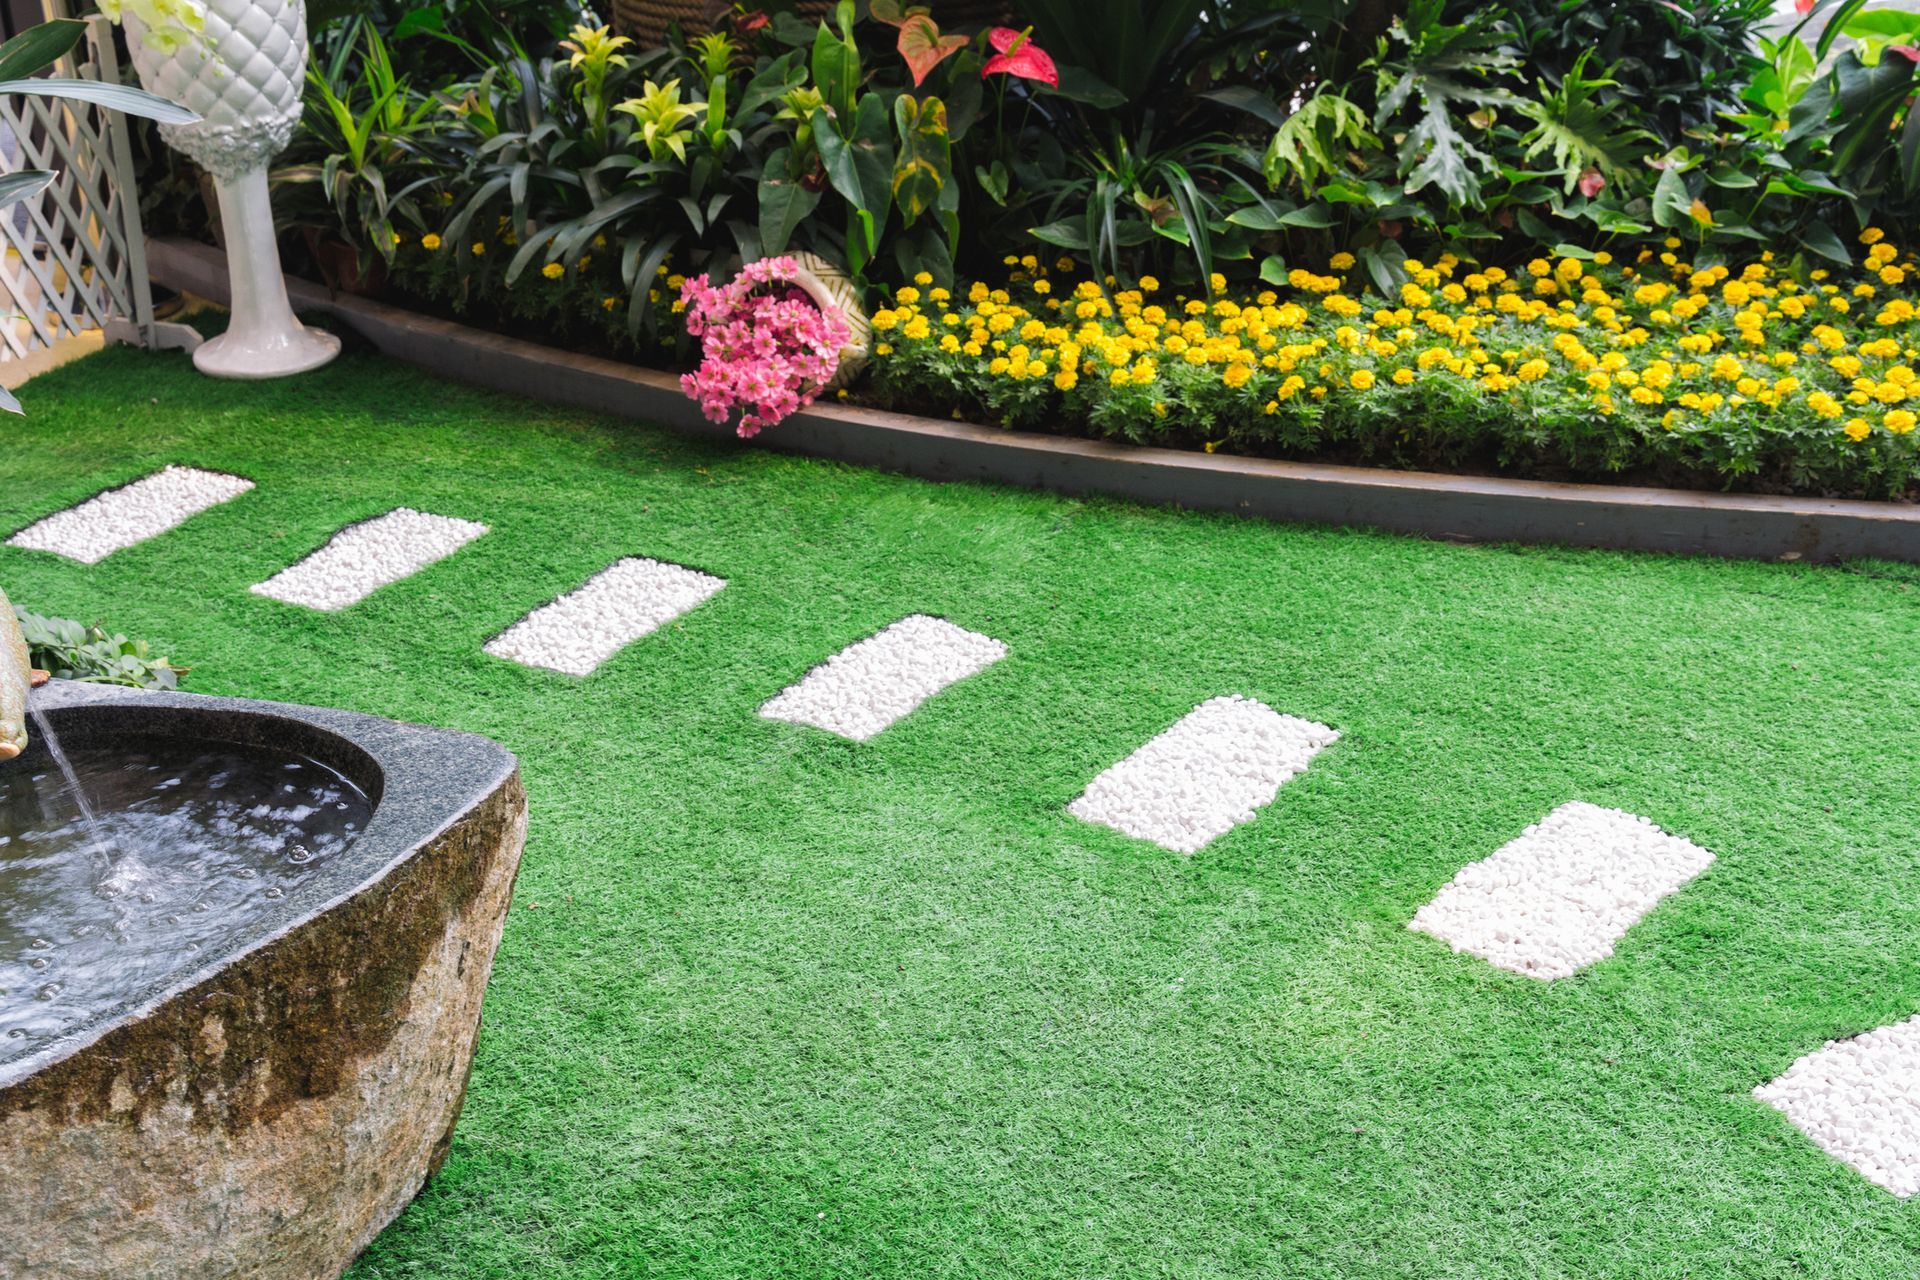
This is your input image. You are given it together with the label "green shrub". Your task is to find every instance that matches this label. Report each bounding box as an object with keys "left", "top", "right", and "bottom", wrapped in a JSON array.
[{"left": 12, "top": 607, "right": 185, "bottom": 690}]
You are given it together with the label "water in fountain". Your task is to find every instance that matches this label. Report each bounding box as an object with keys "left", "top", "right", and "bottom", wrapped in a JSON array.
[{"left": 0, "top": 728, "right": 372, "bottom": 1049}]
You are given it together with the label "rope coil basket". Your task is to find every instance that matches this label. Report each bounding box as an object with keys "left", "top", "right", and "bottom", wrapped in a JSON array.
[{"left": 612, "top": 0, "right": 1013, "bottom": 47}]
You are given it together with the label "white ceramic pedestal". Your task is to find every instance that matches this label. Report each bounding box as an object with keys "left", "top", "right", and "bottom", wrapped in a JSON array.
[
  {"left": 126, "top": 0, "right": 337, "bottom": 379},
  {"left": 197, "top": 168, "right": 338, "bottom": 378}
]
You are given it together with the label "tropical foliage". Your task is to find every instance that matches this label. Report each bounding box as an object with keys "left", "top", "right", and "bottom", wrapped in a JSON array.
[{"left": 177, "top": 0, "right": 1920, "bottom": 492}]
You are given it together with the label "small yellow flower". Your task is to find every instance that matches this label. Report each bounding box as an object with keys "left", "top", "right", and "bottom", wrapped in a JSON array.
[
  {"left": 420, "top": 233, "right": 442, "bottom": 251},
  {"left": 1349, "top": 369, "right": 1375, "bottom": 390},
  {"left": 471, "top": 242, "right": 486, "bottom": 256},
  {"left": 542, "top": 262, "right": 566, "bottom": 280},
  {"left": 1844, "top": 417, "right": 1873, "bottom": 441}
]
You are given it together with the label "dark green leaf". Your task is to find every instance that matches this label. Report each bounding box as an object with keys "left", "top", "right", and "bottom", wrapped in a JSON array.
[{"left": 0, "top": 19, "right": 82, "bottom": 84}]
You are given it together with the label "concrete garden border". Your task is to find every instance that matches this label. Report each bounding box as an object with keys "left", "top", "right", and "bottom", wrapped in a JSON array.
[{"left": 148, "top": 237, "right": 1920, "bottom": 564}]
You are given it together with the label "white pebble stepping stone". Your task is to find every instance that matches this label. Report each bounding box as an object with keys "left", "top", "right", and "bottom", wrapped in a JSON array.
[
  {"left": 1408, "top": 801, "right": 1714, "bottom": 980},
  {"left": 1756, "top": 1014, "right": 1920, "bottom": 1198},
  {"left": 6, "top": 465, "right": 254, "bottom": 564},
  {"left": 251, "top": 508, "right": 488, "bottom": 612},
  {"left": 483, "top": 556, "right": 726, "bottom": 676},
  {"left": 759, "top": 614, "right": 1007, "bottom": 741},
  {"left": 1067, "top": 695, "right": 1338, "bottom": 854}
]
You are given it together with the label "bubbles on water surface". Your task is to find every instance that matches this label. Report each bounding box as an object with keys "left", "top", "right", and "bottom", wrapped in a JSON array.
[{"left": 0, "top": 735, "right": 371, "bottom": 1051}]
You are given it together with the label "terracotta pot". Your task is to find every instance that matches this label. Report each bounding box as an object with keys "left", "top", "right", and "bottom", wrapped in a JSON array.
[{"left": 302, "top": 228, "right": 388, "bottom": 300}]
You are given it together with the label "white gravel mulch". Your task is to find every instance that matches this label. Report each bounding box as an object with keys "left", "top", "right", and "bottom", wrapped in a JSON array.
[
  {"left": 1408, "top": 801, "right": 1715, "bottom": 981},
  {"left": 6, "top": 465, "right": 254, "bottom": 564},
  {"left": 251, "top": 508, "right": 489, "bottom": 612},
  {"left": 1757, "top": 1014, "right": 1920, "bottom": 1198},
  {"left": 758, "top": 614, "right": 1007, "bottom": 741},
  {"left": 1066, "top": 695, "right": 1339, "bottom": 854},
  {"left": 484, "top": 556, "right": 726, "bottom": 676}
]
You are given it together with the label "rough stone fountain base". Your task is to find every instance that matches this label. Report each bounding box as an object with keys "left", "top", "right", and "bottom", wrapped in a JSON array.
[{"left": 0, "top": 682, "right": 526, "bottom": 1280}]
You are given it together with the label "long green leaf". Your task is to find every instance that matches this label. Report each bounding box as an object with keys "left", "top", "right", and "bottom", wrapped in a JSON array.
[
  {"left": 0, "top": 78, "right": 197, "bottom": 125},
  {"left": 0, "top": 18, "right": 82, "bottom": 83},
  {"left": 0, "top": 169, "right": 54, "bottom": 211}
]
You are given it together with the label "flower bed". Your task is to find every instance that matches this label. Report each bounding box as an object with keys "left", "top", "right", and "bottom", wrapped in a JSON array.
[{"left": 867, "top": 234, "right": 1920, "bottom": 500}]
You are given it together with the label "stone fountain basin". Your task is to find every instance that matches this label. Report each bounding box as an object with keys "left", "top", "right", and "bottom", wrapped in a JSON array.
[{"left": 0, "top": 681, "right": 526, "bottom": 1280}]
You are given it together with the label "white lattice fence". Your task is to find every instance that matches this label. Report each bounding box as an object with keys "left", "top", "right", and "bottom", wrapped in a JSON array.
[{"left": 0, "top": 13, "right": 171, "bottom": 361}]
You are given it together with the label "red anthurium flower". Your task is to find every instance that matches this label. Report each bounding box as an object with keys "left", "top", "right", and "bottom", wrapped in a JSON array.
[
  {"left": 1578, "top": 167, "right": 1606, "bottom": 198},
  {"left": 981, "top": 26, "right": 1058, "bottom": 89},
  {"left": 1891, "top": 43, "right": 1920, "bottom": 61},
  {"left": 898, "top": 14, "right": 969, "bottom": 87},
  {"left": 1795, "top": 0, "right": 1814, "bottom": 12}
]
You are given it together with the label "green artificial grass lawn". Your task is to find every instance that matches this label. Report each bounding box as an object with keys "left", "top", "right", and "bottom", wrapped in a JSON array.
[{"left": 4, "top": 343, "right": 1919, "bottom": 1279}]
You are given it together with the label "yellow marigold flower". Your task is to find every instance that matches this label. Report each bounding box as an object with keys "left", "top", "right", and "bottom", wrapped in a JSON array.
[
  {"left": 471, "top": 241, "right": 486, "bottom": 256},
  {"left": 1054, "top": 370, "right": 1077, "bottom": 391},
  {"left": 1807, "top": 391, "right": 1842, "bottom": 418},
  {"left": 421, "top": 233, "right": 442, "bottom": 251},
  {"left": 871, "top": 309, "right": 899, "bottom": 331},
  {"left": 1887, "top": 409, "right": 1917, "bottom": 434},
  {"left": 1844, "top": 417, "right": 1873, "bottom": 440},
  {"left": 1222, "top": 364, "right": 1252, "bottom": 389},
  {"left": 1861, "top": 226, "right": 1886, "bottom": 245},
  {"left": 1350, "top": 369, "right": 1376, "bottom": 390},
  {"left": 542, "top": 262, "right": 566, "bottom": 280},
  {"left": 1033, "top": 279, "right": 1051, "bottom": 295},
  {"left": 1328, "top": 252, "right": 1355, "bottom": 271},
  {"left": 1392, "top": 367, "right": 1415, "bottom": 385}
]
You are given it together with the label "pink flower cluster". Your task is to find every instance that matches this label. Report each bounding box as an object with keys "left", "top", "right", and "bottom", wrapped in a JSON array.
[{"left": 679, "top": 257, "right": 852, "bottom": 438}]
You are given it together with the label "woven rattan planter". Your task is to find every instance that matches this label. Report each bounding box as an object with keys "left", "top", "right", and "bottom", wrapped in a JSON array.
[{"left": 613, "top": 0, "right": 1012, "bottom": 46}]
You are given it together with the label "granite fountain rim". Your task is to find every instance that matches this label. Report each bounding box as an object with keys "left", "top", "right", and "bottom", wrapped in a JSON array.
[{"left": 0, "top": 680, "right": 519, "bottom": 1092}]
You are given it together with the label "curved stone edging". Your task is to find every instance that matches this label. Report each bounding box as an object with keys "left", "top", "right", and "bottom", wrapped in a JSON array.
[{"left": 146, "top": 237, "right": 1920, "bottom": 564}]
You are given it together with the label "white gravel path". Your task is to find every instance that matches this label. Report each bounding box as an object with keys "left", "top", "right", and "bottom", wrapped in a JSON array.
[
  {"left": 758, "top": 614, "right": 1007, "bottom": 741},
  {"left": 6, "top": 466, "right": 254, "bottom": 564},
  {"left": 1757, "top": 1014, "right": 1920, "bottom": 1198},
  {"left": 483, "top": 556, "right": 726, "bottom": 675},
  {"left": 251, "top": 508, "right": 488, "bottom": 612},
  {"left": 1066, "top": 695, "right": 1338, "bottom": 854},
  {"left": 1408, "top": 801, "right": 1714, "bottom": 980}
]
